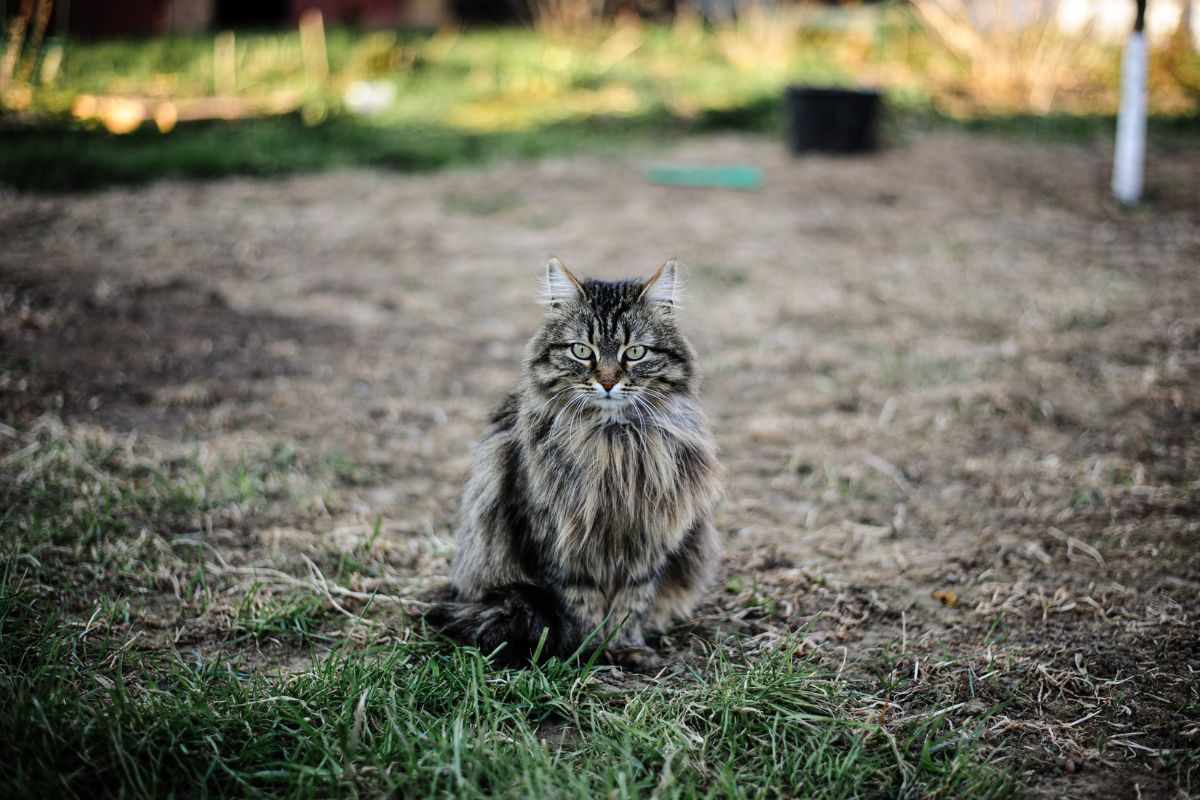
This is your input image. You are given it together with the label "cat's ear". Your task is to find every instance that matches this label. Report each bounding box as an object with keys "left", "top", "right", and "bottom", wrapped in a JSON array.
[
  {"left": 543, "top": 257, "right": 587, "bottom": 307},
  {"left": 638, "top": 259, "right": 681, "bottom": 309}
]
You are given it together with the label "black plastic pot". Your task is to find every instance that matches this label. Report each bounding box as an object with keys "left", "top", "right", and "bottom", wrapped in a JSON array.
[{"left": 785, "top": 87, "right": 882, "bottom": 154}]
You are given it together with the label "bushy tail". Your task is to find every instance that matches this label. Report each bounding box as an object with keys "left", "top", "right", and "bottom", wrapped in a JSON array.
[{"left": 425, "top": 583, "right": 577, "bottom": 666}]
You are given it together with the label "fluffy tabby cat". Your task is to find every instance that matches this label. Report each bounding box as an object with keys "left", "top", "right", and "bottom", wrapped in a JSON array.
[{"left": 429, "top": 257, "right": 722, "bottom": 671}]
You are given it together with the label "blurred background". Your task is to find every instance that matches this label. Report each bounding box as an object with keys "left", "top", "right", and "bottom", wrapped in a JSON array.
[
  {"left": 3, "top": 4, "right": 1200, "bottom": 797},
  {"left": 0, "top": 0, "right": 1197, "bottom": 189}
]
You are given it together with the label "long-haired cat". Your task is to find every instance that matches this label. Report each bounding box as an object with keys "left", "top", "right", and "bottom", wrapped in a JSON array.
[{"left": 429, "top": 257, "right": 722, "bottom": 671}]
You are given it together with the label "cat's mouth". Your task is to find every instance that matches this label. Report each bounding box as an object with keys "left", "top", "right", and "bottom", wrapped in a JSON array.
[
  {"left": 583, "top": 389, "right": 634, "bottom": 412},
  {"left": 586, "top": 381, "right": 629, "bottom": 403}
]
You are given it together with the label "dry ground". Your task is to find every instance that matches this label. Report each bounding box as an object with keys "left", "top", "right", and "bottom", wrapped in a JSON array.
[{"left": 2, "top": 130, "right": 1199, "bottom": 798}]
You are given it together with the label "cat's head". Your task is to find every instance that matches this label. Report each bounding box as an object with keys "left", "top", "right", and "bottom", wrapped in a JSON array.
[{"left": 524, "top": 257, "right": 697, "bottom": 417}]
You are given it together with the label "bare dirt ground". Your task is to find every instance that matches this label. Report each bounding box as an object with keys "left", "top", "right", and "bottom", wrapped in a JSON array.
[{"left": 2, "top": 130, "right": 1198, "bottom": 798}]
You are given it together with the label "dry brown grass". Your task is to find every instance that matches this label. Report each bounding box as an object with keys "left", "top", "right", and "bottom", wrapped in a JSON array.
[
  {"left": 910, "top": 0, "right": 1103, "bottom": 113},
  {"left": 2, "top": 129, "right": 1198, "bottom": 796}
]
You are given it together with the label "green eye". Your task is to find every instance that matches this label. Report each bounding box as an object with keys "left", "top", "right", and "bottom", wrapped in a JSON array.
[
  {"left": 624, "top": 345, "right": 647, "bottom": 361},
  {"left": 570, "top": 343, "right": 593, "bottom": 360}
]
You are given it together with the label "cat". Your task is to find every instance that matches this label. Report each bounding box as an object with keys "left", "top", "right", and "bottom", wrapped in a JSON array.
[{"left": 428, "top": 257, "right": 722, "bottom": 672}]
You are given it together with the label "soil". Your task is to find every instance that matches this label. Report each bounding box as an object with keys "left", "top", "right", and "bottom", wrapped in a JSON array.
[{"left": 2, "top": 130, "right": 1198, "bottom": 798}]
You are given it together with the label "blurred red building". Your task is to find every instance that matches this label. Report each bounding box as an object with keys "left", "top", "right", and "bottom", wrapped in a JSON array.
[{"left": 67, "top": 0, "right": 441, "bottom": 36}]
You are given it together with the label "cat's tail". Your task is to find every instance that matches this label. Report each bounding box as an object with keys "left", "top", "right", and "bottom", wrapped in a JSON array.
[{"left": 424, "top": 582, "right": 578, "bottom": 666}]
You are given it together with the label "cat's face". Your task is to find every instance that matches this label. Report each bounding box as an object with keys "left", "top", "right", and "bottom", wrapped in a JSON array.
[{"left": 524, "top": 258, "right": 696, "bottom": 419}]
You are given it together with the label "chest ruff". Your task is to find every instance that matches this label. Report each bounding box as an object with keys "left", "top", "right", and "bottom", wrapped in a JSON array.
[{"left": 522, "top": 417, "right": 719, "bottom": 589}]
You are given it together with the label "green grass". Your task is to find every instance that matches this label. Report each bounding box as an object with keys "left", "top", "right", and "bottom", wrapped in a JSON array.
[
  {"left": 1, "top": 421, "right": 299, "bottom": 554},
  {"left": 935, "top": 109, "right": 1200, "bottom": 144},
  {"left": 0, "top": 584, "right": 1017, "bottom": 799},
  {"left": 0, "top": 105, "right": 774, "bottom": 191},
  {"left": 0, "top": 418, "right": 1020, "bottom": 798},
  {"left": 7, "top": 94, "right": 1198, "bottom": 192},
  {"left": 4, "top": 22, "right": 1195, "bottom": 190},
  {"left": 0, "top": 24, "right": 817, "bottom": 189}
]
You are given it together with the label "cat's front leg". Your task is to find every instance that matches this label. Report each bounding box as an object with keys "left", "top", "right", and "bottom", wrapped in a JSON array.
[
  {"left": 566, "top": 582, "right": 664, "bottom": 673},
  {"left": 560, "top": 582, "right": 612, "bottom": 649},
  {"left": 605, "top": 641, "right": 665, "bottom": 674}
]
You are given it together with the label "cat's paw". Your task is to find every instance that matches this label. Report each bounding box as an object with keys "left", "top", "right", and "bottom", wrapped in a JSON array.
[{"left": 606, "top": 646, "right": 667, "bottom": 675}]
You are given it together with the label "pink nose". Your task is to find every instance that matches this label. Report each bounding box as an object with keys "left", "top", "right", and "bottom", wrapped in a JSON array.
[{"left": 599, "top": 379, "right": 616, "bottom": 392}]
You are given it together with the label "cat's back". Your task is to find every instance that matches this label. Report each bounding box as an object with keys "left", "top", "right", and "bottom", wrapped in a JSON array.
[
  {"left": 460, "top": 390, "right": 522, "bottom": 511},
  {"left": 451, "top": 390, "right": 527, "bottom": 597},
  {"left": 485, "top": 391, "right": 521, "bottom": 437}
]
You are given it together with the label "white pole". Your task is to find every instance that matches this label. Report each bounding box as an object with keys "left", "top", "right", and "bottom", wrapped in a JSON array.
[{"left": 1112, "top": 2, "right": 1148, "bottom": 206}]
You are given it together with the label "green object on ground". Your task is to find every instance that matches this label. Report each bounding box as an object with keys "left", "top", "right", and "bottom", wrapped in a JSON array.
[{"left": 645, "top": 163, "right": 764, "bottom": 189}]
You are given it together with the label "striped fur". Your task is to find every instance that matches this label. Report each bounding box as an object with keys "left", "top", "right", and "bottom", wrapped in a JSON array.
[{"left": 432, "top": 258, "right": 722, "bottom": 670}]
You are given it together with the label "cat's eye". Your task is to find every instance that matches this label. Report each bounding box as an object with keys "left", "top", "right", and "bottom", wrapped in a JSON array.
[
  {"left": 570, "top": 343, "right": 594, "bottom": 360},
  {"left": 623, "top": 345, "right": 647, "bottom": 362}
]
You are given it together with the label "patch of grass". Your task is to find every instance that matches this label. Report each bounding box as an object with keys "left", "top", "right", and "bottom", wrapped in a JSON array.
[
  {"left": 0, "top": 576, "right": 1017, "bottom": 799},
  {"left": 1069, "top": 485, "right": 1102, "bottom": 511},
  {"left": 3, "top": 22, "right": 1197, "bottom": 190},
  {"left": 443, "top": 189, "right": 525, "bottom": 216},
  {"left": 0, "top": 417, "right": 332, "bottom": 636},
  {"left": 876, "top": 345, "right": 977, "bottom": 390},
  {"left": 941, "top": 110, "right": 1200, "bottom": 145},
  {"left": 1, "top": 418, "right": 302, "bottom": 559},
  {"left": 0, "top": 24, "right": 799, "bottom": 189},
  {"left": 0, "top": 416, "right": 1019, "bottom": 798},
  {"left": 0, "top": 102, "right": 766, "bottom": 191},
  {"left": 231, "top": 583, "right": 330, "bottom": 643}
]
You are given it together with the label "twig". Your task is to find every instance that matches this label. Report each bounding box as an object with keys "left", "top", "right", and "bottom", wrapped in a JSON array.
[
  {"left": 857, "top": 449, "right": 913, "bottom": 495},
  {"left": 1062, "top": 709, "right": 1101, "bottom": 728}
]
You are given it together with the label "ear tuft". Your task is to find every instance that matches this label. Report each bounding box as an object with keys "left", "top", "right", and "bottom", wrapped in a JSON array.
[
  {"left": 638, "top": 259, "right": 682, "bottom": 308},
  {"left": 542, "top": 257, "right": 586, "bottom": 306}
]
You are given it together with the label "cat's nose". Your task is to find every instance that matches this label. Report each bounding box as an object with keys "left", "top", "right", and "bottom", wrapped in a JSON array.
[{"left": 598, "top": 378, "right": 617, "bottom": 392}]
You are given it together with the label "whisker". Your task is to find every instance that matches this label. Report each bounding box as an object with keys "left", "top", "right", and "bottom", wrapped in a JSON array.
[
  {"left": 548, "top": 391, "right": 587, "bottom": 436},
  {"left": 532, "top": 385, "right": 578, "bottom": 416}
]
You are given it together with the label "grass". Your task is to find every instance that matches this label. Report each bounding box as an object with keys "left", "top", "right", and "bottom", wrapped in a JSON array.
[
  {"left": 7, "top": 105, "right": 1197, "bottom": 192},
  {"left": 1, "top": 18, "right": 1197, "bottom": 190},
  {"left": 0, "top": 24, "right": 824, "bottom": 189},
  {"left": 0, "top": 587, "right": 1018, "bottom": 799},
  {"left": 0, "top": 416, "right": 1019, "bottom": 799},
  {"left": 0, "top": 104, "right": 775, "bottom": 191},
  {"left": 942, "top": 109, "right": 1200, "bottom": 144}
]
